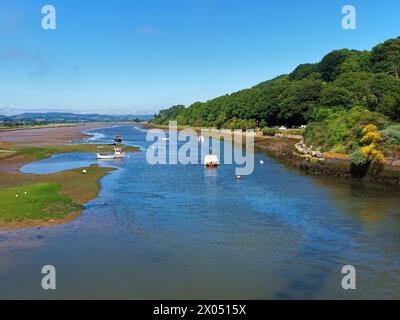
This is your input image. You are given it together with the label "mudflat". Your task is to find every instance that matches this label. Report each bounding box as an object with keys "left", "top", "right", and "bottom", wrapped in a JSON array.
[
  {"left": 0, "top": 123, "right": 107, "bottom": 146},
  {"left": 0, "top": 123, "right": 138, "bottom": 229}
]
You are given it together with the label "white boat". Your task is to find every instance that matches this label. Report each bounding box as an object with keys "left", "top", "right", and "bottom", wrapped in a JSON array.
[
  {"left": 96, "top": 154, "right": 115, "bottom": 160},
  {"left": 97, "top": 146, "right": 126, "bottom": 160},
  {"left": 204, "top": 154, "right": 219, "bottom": 168}
]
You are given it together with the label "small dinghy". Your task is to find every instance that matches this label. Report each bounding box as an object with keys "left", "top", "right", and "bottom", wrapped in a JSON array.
[
  {"left": 114, "top": 135, "right": 122, "bottom": 145},
  {"left": 97, "top": 146, "right": 126, "bottom": 160},
  {"left": 204, "top": 154, "right": 219, "bottom": 168}
]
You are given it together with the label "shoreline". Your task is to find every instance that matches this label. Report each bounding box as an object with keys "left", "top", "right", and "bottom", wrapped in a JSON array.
[
  {"left": 145, "top": 123, "right": 400, "bottom": 186},
  {"left": 253, "top": 135, "right": 400, "bottom": 186},
  {"left": 0, "top": 123, "right": 137, "bottom": 230}
]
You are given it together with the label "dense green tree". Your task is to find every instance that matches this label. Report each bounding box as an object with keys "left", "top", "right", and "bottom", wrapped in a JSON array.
[
  {"left": 152, "top": 105, "right": 186, "bottom": 125},
  {"left": 318, "top": 49, "right": 352, "bottom": 82},
  {"left": 376, "top": 95, "right": 400, "bottom": 121},
  {"left": 371, "top": 37, "right": 400, "bottom": 77},
  {"left": 333, "top": 72, "right": 377, "bottom": 109},
  {"left": 277, "top": 79, "right": 323, "bottom": 126},
  {"left": 320, "top": 86, "right": 354, "bottom": 109},
  {"left": 340, "top": 50, "right": 372, "bottom": 73},
  {"left": 289, "top": 63, "right": 319, "bottom": 81}
]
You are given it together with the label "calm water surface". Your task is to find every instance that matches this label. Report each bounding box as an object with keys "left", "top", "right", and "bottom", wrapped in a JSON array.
[{"left": 1, "top": 124, "right": 399, "bottom": 299}]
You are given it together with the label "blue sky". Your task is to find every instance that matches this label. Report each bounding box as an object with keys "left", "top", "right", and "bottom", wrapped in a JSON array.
[{"left": 0, "top": 0, "right": 399, "bottom": 115}]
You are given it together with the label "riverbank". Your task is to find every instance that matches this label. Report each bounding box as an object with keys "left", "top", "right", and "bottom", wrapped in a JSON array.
[
  {"left": 0, "top": 124, "right": 139, "bottom": 230},
  {"left": 256, "top": 136, "right": 400, "bottom": 185},
  {"left": 145, "top": 123, "right": 400, "bottom": 186}
]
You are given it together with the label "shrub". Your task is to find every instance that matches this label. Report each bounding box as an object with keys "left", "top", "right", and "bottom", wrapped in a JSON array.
[
  {"left": 359, "top": 124, "right": 385, "bottom": 164},
  {"left": 361, "top": 125, "right": 382, "bottom": 144},
  {"left": 277, "top": 129, "right": 305, "bottom": 136},
  {"left": 382, "top": 124, "right": 400, "bottom": 146},
  {"left": 225, "top": 119, "right": 257, "bottom": 131},
  {"left": 262, "top": 127, "right": 278, "bottom": 136},
  {"left": 331, "top": 145, "right": 347, "bottom": 154},
  {"left": 350, "top": 149, "right": 369, "bottom": 166}
]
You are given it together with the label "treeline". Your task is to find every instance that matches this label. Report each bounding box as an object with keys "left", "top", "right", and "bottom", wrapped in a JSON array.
[
  {"left": 0, "top": 113, "right": 148, "bottom": 126},
  {"left": 153, "top": 37, "right": 400, "bottom": 129},
  {"left": 0, "top": 120, "right": 47, "bottom": 128}
]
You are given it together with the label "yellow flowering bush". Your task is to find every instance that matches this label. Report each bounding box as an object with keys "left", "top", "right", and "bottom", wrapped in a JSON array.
[
  {"left": 360, "top": 124, "right": 385, "bottom": 164},
  {"left": 361, "top": 131, "right": 382, "bottom": 145},
  {"left": 362, "top": 124, "right": 378, "bottom": 135}
]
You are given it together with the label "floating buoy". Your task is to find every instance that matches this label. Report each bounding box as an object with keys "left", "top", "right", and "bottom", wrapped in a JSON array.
[
  {"left": 260, "top": 160, "right": 264, "bottom": 164},
  {"left": 236, "top": 175, "right": 241, "bottom": 180}
]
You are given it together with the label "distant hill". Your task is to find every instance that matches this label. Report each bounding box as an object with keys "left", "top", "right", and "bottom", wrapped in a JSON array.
[{"left": 0, "top": 112, "right": 153, "bottom": 124}]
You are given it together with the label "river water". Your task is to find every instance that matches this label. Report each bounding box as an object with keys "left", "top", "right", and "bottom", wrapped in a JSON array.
[{"left": 1, "top": 124, "right": 399, "bottom": 299}]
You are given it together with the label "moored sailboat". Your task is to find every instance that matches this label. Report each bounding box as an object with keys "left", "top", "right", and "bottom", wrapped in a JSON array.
[{"left": 204, "top": 154, "right": 219, "bottom": 168}]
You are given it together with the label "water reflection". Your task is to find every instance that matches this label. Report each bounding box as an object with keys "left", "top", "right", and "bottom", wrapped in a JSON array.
[
  {"left": 311, "top": 178, "right": 400, "bottom": 223},
  {"left": 20, "top": 152, "right": 97, "bottom": 174}
]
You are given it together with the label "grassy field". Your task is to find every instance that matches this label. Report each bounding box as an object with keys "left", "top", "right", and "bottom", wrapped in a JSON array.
[{"left": 0, "top": 183, "right": 81, "bottom": 222}]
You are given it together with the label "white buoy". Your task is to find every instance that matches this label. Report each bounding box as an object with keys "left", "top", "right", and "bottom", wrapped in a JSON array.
[{"left": 260, "top": 160, "right": 264, "bottom": 164}]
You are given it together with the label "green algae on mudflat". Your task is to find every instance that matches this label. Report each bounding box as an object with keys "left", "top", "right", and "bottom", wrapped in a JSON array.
[{"left": 0, "top": 182, "right": 81, "bottom": 222}]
